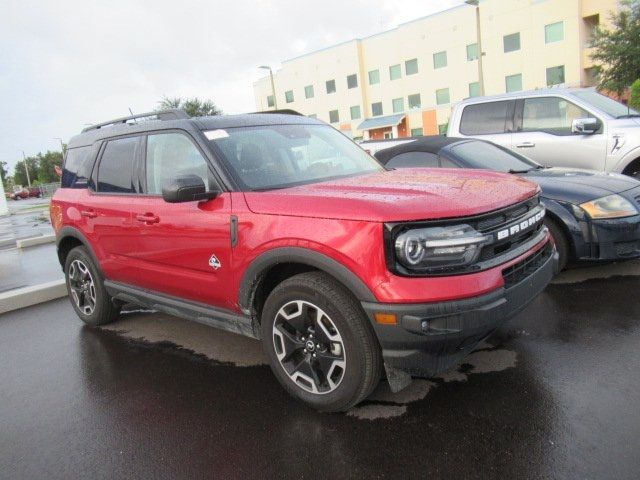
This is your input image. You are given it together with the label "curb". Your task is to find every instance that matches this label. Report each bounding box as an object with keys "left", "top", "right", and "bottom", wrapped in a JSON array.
[
  {"left": 16, "top": 234, "right": 56, "bottom": 249},
  {"left": 0, "top": 279, "right": 67, "bottom": 315}
]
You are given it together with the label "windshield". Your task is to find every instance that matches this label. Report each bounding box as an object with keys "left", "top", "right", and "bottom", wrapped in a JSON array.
[
  {"left": 448, "top": 140, "right": 540, "bottom": 172},
  {"left": 571, "top": 90, "right": 639, "bottom": 118},
  {"left": 206, "top": 124, "right": 382, "bottom": 190}
]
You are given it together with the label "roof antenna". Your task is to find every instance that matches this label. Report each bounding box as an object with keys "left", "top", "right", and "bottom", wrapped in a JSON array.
[{"left": 128, "top": 107, "right": 137, "bottom": 123}]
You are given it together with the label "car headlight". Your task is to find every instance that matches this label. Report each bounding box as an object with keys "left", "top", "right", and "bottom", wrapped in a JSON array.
[
  {"left": 579, "top": 194, "right": 638, "bottom": 219},
  {"left": 394, "top": 224, "right": 490, "bottom": 270}
]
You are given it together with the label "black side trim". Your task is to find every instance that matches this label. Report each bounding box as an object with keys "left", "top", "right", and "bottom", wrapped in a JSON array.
[
  {"left": 56, "top": 227, "right": 103, "bottom": 276},
  {"left": 238, "top": 247, "right": 377, "bottom": 313},
  {"left": 104, "top": 280, "right": 258, "bottom": 339}
]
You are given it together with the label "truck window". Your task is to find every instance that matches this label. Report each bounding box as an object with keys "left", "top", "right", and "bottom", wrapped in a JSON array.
[
  {"left": 96, "top": 137, "right": 138, "bottom": 193},
  {"left": 521, "top": 97, "right": 592, "bottom": 134},
  {"left": 459, "top": 101, "right": 512, "bottom": 135},
  {"left": 62, "top": 146, "right": 93, "bottom": 188}
]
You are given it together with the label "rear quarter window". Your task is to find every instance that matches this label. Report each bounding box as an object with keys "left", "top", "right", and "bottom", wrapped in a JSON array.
[
  {"left": 62, "top": 146, "right": 93, "bottom": 188},
  {"left": 386, "top": 151, "right": 439, "bottom": 168},
  {"left": 459, "top": 101, "right": 512, "bottom": 135}
]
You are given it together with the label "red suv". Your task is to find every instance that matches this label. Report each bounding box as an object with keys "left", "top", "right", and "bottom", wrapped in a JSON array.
[{"left": 51, "top": 110, "right": 557, "bottom": 411}]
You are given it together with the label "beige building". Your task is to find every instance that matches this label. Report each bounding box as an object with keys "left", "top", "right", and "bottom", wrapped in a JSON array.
[{"left": 253, "top": 0, "right": 618, "bottom": 140}]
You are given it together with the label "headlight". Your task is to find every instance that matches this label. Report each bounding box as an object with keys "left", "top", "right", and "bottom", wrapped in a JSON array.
[
  {"left": 579, "top": 194, "right": 638, "bottom": 219},
  {"left": 394, "top": 224, "right": 490, "bottom": 270}
]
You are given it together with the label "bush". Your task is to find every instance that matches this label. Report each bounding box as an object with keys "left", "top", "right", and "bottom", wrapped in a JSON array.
[{"left": 630, "top": 79, "right": 640, "bottom": 110}]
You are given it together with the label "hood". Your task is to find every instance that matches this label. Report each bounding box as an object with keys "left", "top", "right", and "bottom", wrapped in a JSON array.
[
  {"left": 522, "top": 167, "right": 640, "bottom": 203},
  {"left": 243, "top": 168, "right": 539, "bottom": 222}
]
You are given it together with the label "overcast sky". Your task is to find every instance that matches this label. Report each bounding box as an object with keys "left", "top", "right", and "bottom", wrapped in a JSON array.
[{"left": 0, "top": 0, "right": 461, "bottom": 173}]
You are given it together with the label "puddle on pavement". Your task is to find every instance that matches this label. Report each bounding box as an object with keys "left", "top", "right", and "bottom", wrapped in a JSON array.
[{"left": 103, "top": 309, "right": 520, "bottom": 421}]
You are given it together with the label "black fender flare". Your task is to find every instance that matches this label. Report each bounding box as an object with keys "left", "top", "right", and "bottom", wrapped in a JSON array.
[
  {"left": 56, "top": 226, "right": 104, "bottom": 276},
  {"left": 238, "top": 247, "right": 377, "bottom": 313}
]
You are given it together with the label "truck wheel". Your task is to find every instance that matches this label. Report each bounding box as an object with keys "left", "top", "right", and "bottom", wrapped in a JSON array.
[
  {"left": 64, "top": 246, "right": 120, "bottom": 326},
  {"left": 544, "top": 218, "right": 569, "bottom": 271},
  {"left": 261, "top": 271, "right": 381, "bottom": 412}
]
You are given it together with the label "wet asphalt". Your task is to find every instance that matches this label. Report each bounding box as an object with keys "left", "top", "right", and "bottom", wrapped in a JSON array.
[{"left": 1, "top": 265, "right": 639, "bottom": 479}]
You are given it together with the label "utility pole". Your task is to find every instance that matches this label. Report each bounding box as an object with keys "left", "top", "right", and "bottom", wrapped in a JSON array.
[
  {"left": 259, "top": 65, "right": 278, "bottom": 109},
  {"left": 466, "top": 0, "right": 485, "bottom": 96},
  {"left": 21, "top": 150, "right": 31, "bottom": 188}
]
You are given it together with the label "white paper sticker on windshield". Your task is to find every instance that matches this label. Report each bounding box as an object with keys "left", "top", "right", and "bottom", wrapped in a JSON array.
[{"left": 205, "top": 129, "right": 229, "bottom": 140}]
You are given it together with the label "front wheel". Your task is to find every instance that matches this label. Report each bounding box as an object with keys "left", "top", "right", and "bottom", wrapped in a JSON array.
[{"left": 261, "top": 272, "right": 382, "bottom": 412}]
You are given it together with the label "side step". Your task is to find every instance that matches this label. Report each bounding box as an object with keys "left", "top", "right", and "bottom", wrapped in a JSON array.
[{"left": 104, "top": 280, "right": 258, "bottom": 339}]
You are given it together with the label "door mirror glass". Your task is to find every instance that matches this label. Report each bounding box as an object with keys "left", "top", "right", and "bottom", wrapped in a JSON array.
[
  {"left": 571, "top": 117, "right": 600, "bottom": 134},
  {"left": 162, "top": 174, "right": 219, "bottom": 203}
]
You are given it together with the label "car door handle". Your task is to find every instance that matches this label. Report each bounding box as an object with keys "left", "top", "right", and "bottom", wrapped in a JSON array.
[
  {"left": 80, "top": 209, "right": 97, "bottom": 218},
  {"left": 515, "top": 142, "right": 536, "bottom": 148},
  {"left": 136, "top": 213, "right": 160, "bottom": 224}
]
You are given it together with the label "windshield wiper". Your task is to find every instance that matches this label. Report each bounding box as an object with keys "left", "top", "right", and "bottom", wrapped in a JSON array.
[
  {"left": 508, "top": 169, "right": 531, "bottom": 174},
  {"left": 616, "top": 114, "right": 640, "bottom": 119}
]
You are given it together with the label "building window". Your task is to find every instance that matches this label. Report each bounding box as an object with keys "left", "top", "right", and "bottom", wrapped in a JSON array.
[
  {"left": 438, "top": 124, "right": 448, "bottom": 135},
  {"left": 468, "top": 82, "right": 480, "bottom": 98},
  {"left": 371, "top": 102, "right": 383, "bottom": 116},
  {"left": 408, "top": 93, "right": 421, "bottom": 109},
  {"left": 436, "top": 88, "right": 450, "bottom": 105},
  {"left": 329, "top": 109, "right": 339, "bottom": 123},
  {"left": 389, "top": 64, "right": 402, "bottom": 81},
  {"left": 304, "top": 85, "right": 314, "bottom": 99},
  {"left": 285, "top": 90, "right": 294, "bottom": 103},
  {"left": 368, "top": 69, "right": 380, "bottom": 85},
  {"left": 308, "top": 114, "right": 317, "bottom": 119},
  {"left": 347, "top": 74, "right": 358, "bottom": 89},
  {"left": 545, "top": 21, "right": 564, "bottom": 43},
  {"left": 410, "top": 128, "right": 423, "bottom": 137},
  {"left": 405, "top": 58, "right": 419, "bottom": 75},
  {"left": 546, "top": 65, "right": 565, "bottom": 86},
  {"left": 466, "top": 43, "right": 478, "bottom": 61},
  {"left": 267, "top": 95, "right": 275, "bottom": 107},
  {"left": 326, "top": 79, "right": 336, "bottom": 94},
  {"left": 503, "top": 32, "right": 521, "bottom": 53},
  {"left": 392, "top": 97, "right": 404, "bottom": 113},
  {"left": 505, "top": 73, "right": 523, "bottom": 92},
  {"left": 350, "top": 105, "right": 361, "bottom": 120},
  {"left": 433, "top": 51, "right": 447, "bottom": 69}
]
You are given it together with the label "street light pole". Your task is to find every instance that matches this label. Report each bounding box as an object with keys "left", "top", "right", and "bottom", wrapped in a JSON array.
[
  {"left": 54, "top": 137, "right": 65, "bottom": 154},
  {"left": 466, "top": 0, "right": 485, "bottom": 96},
  {"left": 21, "top": 150, "right": 31, "bottom": 188},
  {"left": 259, "top": 65, "right": 277, "bottom": 109}
]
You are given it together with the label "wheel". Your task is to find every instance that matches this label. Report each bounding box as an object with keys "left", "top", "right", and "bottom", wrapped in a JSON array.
[
  {"left": 261, "top": 271, "right": 382, "bottom": 412},
  {"left": 64, "top": 246, "right": 120, "bottom": 326},
  {"left": 544, "top": 218, "right": 569, "bottom": 271}
]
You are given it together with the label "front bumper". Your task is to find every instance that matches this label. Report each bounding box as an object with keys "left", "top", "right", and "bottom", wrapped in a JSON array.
[
  {"left": 583, "top": 214, "right": 640, "bottom": 261},
  {"left": 362, "top": 243, "right": 558, "bottom": 378}
]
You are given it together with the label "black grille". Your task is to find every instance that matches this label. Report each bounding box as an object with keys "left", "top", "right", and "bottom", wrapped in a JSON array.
[{"left": 502, "top": 243, "right": 552, "bottom": 289}]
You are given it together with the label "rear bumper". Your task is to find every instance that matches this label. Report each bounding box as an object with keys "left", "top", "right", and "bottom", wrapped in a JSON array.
[{"left": 362, "top": 243, "right": 558, "bottom": 377}]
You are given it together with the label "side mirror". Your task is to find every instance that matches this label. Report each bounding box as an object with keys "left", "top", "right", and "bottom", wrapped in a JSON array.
[
  {"left": 162, "top": 174, "right": 219, "bottom": 203},
  {"left": 571, "top": 117, "right": 600, "bottom": 135}
]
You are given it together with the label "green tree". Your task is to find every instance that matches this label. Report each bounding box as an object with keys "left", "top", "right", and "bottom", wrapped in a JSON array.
[
  {"left": 629, "top": 79, "right": 640, "bottom": 110},
  {"left": 157, "top": 96, "right": 223, "bottom": 117},
  {"left": 590, "top": 0, "right": 640, "bottom": 94},
  {"left": 13, "top": 157, "right": 38, "bottom": 187},
  {"left": 36, "top": 150, "right": 63, "bottom": 183}
]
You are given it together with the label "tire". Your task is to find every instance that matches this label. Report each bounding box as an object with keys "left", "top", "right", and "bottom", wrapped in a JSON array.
[
  {"left": 64, "top": 246, "right": 120, "bottom": 326},
  {"left": 261, "top": 271, "right": 382, "bottom": 412},
  {"left": 544, "top": 218, "right": 569, "bottom": 271}
]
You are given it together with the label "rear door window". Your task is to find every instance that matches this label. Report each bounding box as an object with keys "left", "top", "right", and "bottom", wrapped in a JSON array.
[
  {"left": 96, "top": 136, "right": 138, "bottom": 193},
  {"left": 459, "top": 101, "right": 514, "bottom": 135}
]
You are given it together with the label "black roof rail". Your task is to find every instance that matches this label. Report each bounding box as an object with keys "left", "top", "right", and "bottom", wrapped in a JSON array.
[
  {"left": 251, "top": 109, "right": 303, "bottom": 116},
  {"left": 81, "top": 109, "right": 190, "bottom": 133}
]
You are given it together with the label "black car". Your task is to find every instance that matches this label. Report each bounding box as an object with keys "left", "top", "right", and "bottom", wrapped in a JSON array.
[{"left": 375, "top": 136, "right": 640, "bottom": 270}]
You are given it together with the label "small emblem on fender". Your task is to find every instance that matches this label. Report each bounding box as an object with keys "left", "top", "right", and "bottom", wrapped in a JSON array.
[{"left": 208, "top": 254, "right": 221, "bottom": 270}]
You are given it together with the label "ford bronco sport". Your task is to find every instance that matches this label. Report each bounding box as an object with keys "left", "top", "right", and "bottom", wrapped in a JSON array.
[{"left": 51, "top": 110, "right": 558, "bottom": 412}]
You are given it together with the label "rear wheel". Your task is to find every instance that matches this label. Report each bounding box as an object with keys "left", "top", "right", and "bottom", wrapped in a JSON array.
[
  {"left": 544, "top": 218, "right": 569, "bottom": 271},
  {"left": 65, "top": 246, "right": 120, "bottom": 326},
  {"left": 261, "top": 271, "right": 381, "bottom": 412}
]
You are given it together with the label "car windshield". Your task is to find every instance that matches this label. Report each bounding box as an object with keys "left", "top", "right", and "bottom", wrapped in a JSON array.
[
  {"left": 448, "top": 140, "right": 541, "bottom": 173},
  {"left": 571, "top": 90, "right": 639, "bottom": 118},
  {"left": 206, "top": 124, "right": 382, "bottom": 190}
]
